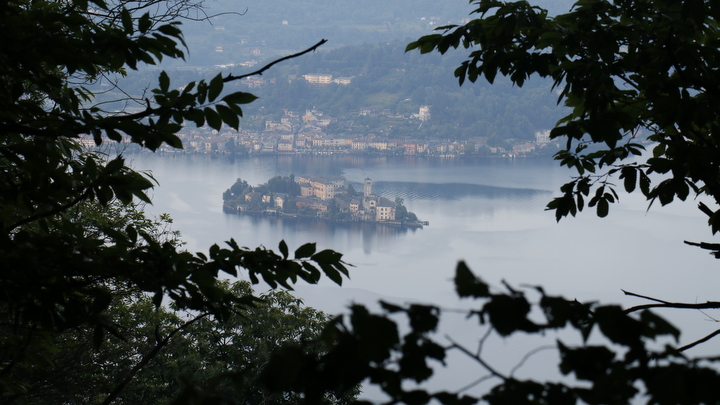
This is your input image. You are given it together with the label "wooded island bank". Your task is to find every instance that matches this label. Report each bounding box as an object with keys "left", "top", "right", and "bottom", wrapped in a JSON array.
[{"left": 223, "top": 175, "right": 425, "bottom": 228}]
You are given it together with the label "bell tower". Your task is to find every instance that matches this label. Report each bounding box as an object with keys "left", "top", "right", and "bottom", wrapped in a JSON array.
[{"left": 364, "top": 178, "right": 372, "bottom": 197}]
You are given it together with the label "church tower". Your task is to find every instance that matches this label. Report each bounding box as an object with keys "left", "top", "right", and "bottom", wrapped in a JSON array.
[{"left": 364, "top": 178, "right": 372, "bottom": 197}]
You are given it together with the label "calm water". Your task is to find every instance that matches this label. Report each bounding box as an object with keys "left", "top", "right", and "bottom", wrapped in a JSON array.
[{"left": 130, "top": 152, "right": 720, "bottom": 397}]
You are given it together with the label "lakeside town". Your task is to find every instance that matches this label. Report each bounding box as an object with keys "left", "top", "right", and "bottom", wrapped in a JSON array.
[
  {"left": 173, "top": 104, "right": 557, "bottom": 157},
  {"left": 88, "top": 102, "right": 560, "bottom": 158},
  {"left": 223, "top": 175, "right": 425, "bottom": 227}
]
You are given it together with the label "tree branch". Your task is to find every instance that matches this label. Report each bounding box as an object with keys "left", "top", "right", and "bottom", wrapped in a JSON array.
[
  {"left": 623, "top": 290, "right": 720, "bottom": 314},
  {"left": 509, "top": 345, "right": 557, "bottom": 377},
  {"left": 101, "top": 312, "right": 211, "bottom": 405},
  {"left": 697, "top": 201, "right": 714, "bottom": 218},
  {"left": 677, "top": 328, "right": 720, "bottom": 352},
  {"left": 224, "top": 39, "right": 328, "bottom": 82},
  {"left": 5, "top": 190, "right": 92, "bottom": 233},
  {"left": 445, "top": 334, "right": 508, "bottom": 381},
  {"left": 683, "top": 240, "right": 720, "bottom": 259},
  {"left": 81, "top": 40, "right": 329, "bottom": 128},
  {"left": 622, "top": 290, "right": 671, "bottom": 304}
]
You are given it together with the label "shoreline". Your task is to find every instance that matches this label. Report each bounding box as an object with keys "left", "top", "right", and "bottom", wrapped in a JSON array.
[{"left": 222, "top": 204, "right": 426, "bottom": 229}]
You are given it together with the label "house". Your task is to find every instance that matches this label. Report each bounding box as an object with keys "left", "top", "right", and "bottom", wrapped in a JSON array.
[
  {"left": 404, "top": 143, "right": 418, "bottom": 154},
  {"left": 300, "top": 183, "right": 313, "bottom": 197},
  {"left": 273, "top": 193, "right": 288, "bottom": 209},
  {"left": 535, "top": 130, "right": 551, "bottom": 144},
  {"left": 411, "top": 105, "right": 431, "bottom": 121},
  {"left": 204, "top": 136, "right": 228, "bottom": 151},
  {"left": 298, "top": 175, "right": 347, "bottom": 200},
  {"left": 302, "top": 73, "right": 332, "bottom": 84},
  {"left": 352, "top": 141, "right": 367, "bottom": 150},
  {"left": 278, "top": 142, "right": 294, "bottom": 152},
  {"left": 376, "top": 197, "right": 396, "bottom": 221},
  {"left": 369, "top": 141, "right": 388, "bottom": 150},
  {"left": 245, "top": 191, "right": 261, "bottom": 203},
  {"left": 296, "top": 197, "right": 328, "bottom": 212},
  {"left": 512, "top": 142, "right": 536, "bottom": 155}
]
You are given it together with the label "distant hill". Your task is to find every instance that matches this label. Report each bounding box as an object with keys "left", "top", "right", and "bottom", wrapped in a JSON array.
[
  {"left": 173, "top": 0, "right": 576, "bottom": 66},
  {"left": 234, "top": 40, "right": 568, "bottom": 141},
  {"left": 94, "top": 1, "right": 574, "bottom": 141}
]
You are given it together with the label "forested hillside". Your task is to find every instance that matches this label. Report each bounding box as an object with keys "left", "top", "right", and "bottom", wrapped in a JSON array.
[
  {"left": 90, "top": 0, "right": 576, "bottom": 143},
  {"left": 244, "top": 40, "right": 567, "bottom": 140},
  {"left": 104, "top": 39, "right": 567, "bottom": 142}
]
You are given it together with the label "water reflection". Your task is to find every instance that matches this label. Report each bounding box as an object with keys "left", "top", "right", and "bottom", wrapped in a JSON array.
[
  {"left": 369, "top": 181, "right": 549, "bottom": 202},
  {"left": 224, "top": 212, "right": 415, "bottom": 255},
  {"left": 130, "top": 153, "right": 566, "bottom": 255},
  {"left": 132, "top": 153, "right": 719, "bottom": 313}
]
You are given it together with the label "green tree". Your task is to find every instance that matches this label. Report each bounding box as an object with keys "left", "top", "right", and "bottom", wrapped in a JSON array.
[
  {"left": 0, "top": 0, "right": 343, "bottom": 402},
  {"left": 12, "top": 280, "right": 354, "bottom": 405},
  {"left": 266, "top": 175, "right": 302, "bottom": 197},
  {"left": 346, "top": 184, "right": 359, "bottom": 197},
  {"left": 257, "top": 0, "right": 720, "bottom": 403},
  {"left": 223, "top": 178, "right": 250, "bottom": 201},
  {"left": 395, "top": 196, "right": 408, "bottom": 222}
]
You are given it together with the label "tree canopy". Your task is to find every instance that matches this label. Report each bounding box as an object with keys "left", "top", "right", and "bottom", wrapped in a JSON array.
[
  {"left": 253, "top": 0, "right": 720, "bottom": 404},
  {"left": 0, "top": 0, "right": 349, "bottom": 402},
  {"left": 408, "top": 0, "right": 720, "bottom": 225},
  {"left": 12, "top": 279, "right": 352, "bottom": 405}
]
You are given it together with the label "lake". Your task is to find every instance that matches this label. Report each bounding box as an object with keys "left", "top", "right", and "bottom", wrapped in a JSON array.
[{"left": 129, "top": 152, "right": 720, "bottom": 398}]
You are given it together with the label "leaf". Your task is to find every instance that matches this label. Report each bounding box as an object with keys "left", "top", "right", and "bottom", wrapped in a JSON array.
[
  {"left": 558, "top": 342, "right": 615, "bottom": 380},
  {"left": 380, "top": 301, "right": 404, "bottom": 313},
  {"left": 401, "top": 390, "right": 431, "bottom": 405},
  {"left": 540, "top": 296, "right": 592, "bottom": 329},
  {"left": 620, "top": 166, "right": 637, "bottom": 192},
  {"left": 483, "top": 295, "right": 538, "bottom": 336},
  {"left": 186, "top": 109, "right": 205, "bottom": 127},
  {"left": 156, "top": 23, "right": 182, "bottom": 38},
  {"left": 204, "top": 107, "right": 222, "bottom": 130},
  {"left": 639, "top": 171, "right": 651, "bottom": 195},
  {"left": 300, "top": 262, "right": 321, "bottom": 283},
  {"left": 120, "top": 8, "right": 133, "bottom": 34},
  {"left": 596, "top": 197, "right": 609, "bottom": 217},
  {"left": 222, "top": 91, "right": 258, "bottom": 105},
  {"left": 594, "top": 306, "right": 642, "bottom": 348},
  {"left": 407, "top": 304, "right": 439, "bottom": 333},
  {"left": 311, "top": 249, "right": 342, "bottom": 264},
  {"left": 278, "top": 240, "right": 288, "bottom": 259},
  {"left": 454, "top": 261, "right": 490, "bottom": 298},
  {"left": 164, "top": 134, "right": 183, "bottom": 149},
  {"left": 158, "top": 71, "right": 170, "bottom": 92},
  {"left": 321, "top": 264, "right": 343, "bottom": 285},
  {"left": 196, "top": 81, "right": 208, "bottom": 104},
  {"left": 216, "top": 104, "right": 240, "bottom": 130},
  {"left": 295, "top": 243, "right": 316, "bottom": 259},
  {"left": 640, "top": 310, "right": 680, "bottom": 341},
  {"left": 208, "top": 73, "right": 224, "bottom": 102},
  {"left": 125, "top": 225, "right": 138, "bottom": 244},
  {"left": 138, "top": 13, "right": 152, "bottom": 33},
  {"left": 350, "top": 305, "right": 400, "bottom": 363}
]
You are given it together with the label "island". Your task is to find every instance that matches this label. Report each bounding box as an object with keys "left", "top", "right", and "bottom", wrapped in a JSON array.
[{"left": 223, "top": 175, "right": 426, "bottom": 228}]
